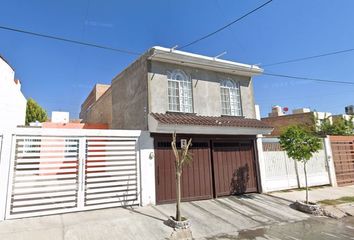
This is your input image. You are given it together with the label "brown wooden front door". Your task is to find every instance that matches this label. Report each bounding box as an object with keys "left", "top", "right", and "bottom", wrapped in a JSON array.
[
  {"left": 212, "top": 141, "right": 258, "bottom": 197},
  {"left": 154, "top": 137, "right": 213, "bottom": 204}
]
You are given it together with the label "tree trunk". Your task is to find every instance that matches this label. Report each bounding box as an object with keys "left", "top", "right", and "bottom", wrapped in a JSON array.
[
  {"left": 303, "top": 162, "right": 309, "bottom": 204},
  {"left": 176, "top": 171, "right": 181, "bottom": 221}
]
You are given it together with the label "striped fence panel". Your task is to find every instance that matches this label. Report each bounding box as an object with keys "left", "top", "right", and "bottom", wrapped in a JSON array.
[
  {"left": 84, "top": 137, "right": 139, "bottom": 209},
  {"left": 4, "top": 130, "right": 140, "bottom": 219},
  {"left": 329, "top": 136, "right": 354, "bottom": 186},
  {"left": 7, "top": 136, "right": 80, "bottom": 219}
]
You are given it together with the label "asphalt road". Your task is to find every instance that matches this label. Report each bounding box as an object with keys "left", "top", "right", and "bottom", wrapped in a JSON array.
[{"left": 207, "top": 216, "right": 354, "bottom": 240}]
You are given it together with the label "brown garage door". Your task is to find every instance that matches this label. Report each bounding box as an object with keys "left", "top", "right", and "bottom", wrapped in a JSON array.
[
  {"left": 212, "top": 141, "right": 258, "bottom": 196},
  {"left": 154, "top": 138, "right": 213, "bottom": 204}
]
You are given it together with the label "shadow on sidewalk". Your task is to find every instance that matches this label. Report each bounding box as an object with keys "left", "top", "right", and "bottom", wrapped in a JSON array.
[{"left": 122, "top": 206, "right": 166, "bottom": 223}]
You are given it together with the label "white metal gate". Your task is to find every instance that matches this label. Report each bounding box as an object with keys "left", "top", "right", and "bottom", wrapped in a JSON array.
[{"left": 6, "top": 133, "right": 139, "bottom": 219}]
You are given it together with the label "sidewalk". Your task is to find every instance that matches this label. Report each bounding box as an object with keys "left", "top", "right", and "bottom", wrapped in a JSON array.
[
  {"left": 0, "top": 194, "right": 308, "bottom": 240},
  {"left": 269, "top": 185, "right": 354, "bottom": 203}
]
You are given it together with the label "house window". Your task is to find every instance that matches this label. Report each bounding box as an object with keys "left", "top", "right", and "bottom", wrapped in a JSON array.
[
  {"left": 167, "top": 69, "right": 193, "bottom": 113},
  {"left": 220, "top": 80, "right": 242, "bottom": 116}
]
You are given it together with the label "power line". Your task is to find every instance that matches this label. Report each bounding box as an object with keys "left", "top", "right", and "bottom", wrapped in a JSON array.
[
  {"left": 1, "top": 23, "right": 354, "bottom": 86},
  {"left": 262, "top": 48, "right": 354, "bottom": 67},
  {"left": 257, "top": 88, "right": 354, "bottom": 102},
  {"left": 178, "top": 0, "right": 273, "bottom": 50},
  {"left": 263, "top": 72, "right": 354, "bottom": 85},
  {"left": 0, "top": 25, "right": 142, "bottom": 56},
  {"left": 165, "top": 56, "right": 354, "bottom": 85}
]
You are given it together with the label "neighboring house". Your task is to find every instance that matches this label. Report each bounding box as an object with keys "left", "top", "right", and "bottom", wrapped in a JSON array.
[
  {"left": 332, "top": 114, "right": 354, "bottom": 123},
  {"left": 80, "top": 84, "right": 112, "bottom": 128},
  {"left": 332, "top": 106, "right": 354, "bottom": 124},
  {"left": 261, "top": 107, "right": 332, "bottom": 136},
  {"left": 42, "top": 111, "right": 108, "bottom": 129},
  {"left": 80, "top": 46, "right": 273, "bottom": 203},
  {"left": 262, "top": 106, "right": 354, "bottom": 136},
  {"left": 0, "top": 55, "right": 26, "bottom": 129}
]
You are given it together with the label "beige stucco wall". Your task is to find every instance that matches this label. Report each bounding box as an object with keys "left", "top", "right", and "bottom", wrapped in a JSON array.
[
  {"left": 84, "top": 87, "right": 112, "bottom": 128},
  {"left": 111, "top": 55, "right": 149, "bottom": 130},
  {"left": 101, "top": 55, "right": 257, "bottom": 131},
  {"left": 148, "top": 61, "right": 256, "bottom": 119}
]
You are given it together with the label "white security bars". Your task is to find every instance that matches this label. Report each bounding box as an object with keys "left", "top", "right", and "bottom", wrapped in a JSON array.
[
  {"left": 8, "top": 135, "right": 81, "bottom": 218},
  {"left": 84, "top": 137, "right": 138, "bottom": 208},
  {"left": 0, "top": 128, "right": 155, "bottom": 220}
]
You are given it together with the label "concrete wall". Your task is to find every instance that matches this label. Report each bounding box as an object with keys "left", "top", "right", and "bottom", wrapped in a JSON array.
[
  {"left": 260, "top": 137, "right": 334, "bottom": 192},
  {"left": 111, "top": 55, "right": 149, "bottom": 130},
  {"left": 0, "top": 57, "right": 26, "bottom": 129},
  {"left": 148, "top": 61, "right": 256, "bottom": 118},
  {"left": 84, "top": 87, "right": 113, "bottom": 128},
  {"left": 138, "top": 131, "right": 156, "bottom": 206}
]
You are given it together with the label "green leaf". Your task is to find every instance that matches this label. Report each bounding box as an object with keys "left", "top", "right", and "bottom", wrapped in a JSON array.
[
  {"left": 25, "top": 98, "right": 48, "bottom": 125},
  {"left": 279, "top": 125, "right": 322, "bottom": 162}
]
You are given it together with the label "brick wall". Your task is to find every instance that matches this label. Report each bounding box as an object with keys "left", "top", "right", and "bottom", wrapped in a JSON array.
[
  {"left": 82, "top": 87, "right": 112, "bottom": 128},
  {"left": 261, "top": 112, "right": 315, "bottom": 136},
  {"left": 80, "top": 84, "right": 110, "bottom": 120}
]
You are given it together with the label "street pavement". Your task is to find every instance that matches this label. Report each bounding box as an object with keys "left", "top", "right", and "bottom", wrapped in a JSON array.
[
  {"left": 0, "top": 194, "right": 308, "bottom": 240},
  {"left": 210, "top": 216, "right": 354, "bottom": 240},
  {"left": 1, "top": 193, "right": 353, "bottom": 240},
  {"left": 269, "top": 185, "right": 354, "bottom": 203}
]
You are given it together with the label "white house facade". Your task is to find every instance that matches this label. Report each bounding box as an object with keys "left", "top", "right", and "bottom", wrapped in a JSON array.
[{"left": 0, "top": 55, "right": 26, "bottom": 129}]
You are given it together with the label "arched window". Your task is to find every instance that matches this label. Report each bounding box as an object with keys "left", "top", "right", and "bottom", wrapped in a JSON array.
[
  {"left": 220, "top": 80, "right": 242, "bottom": 116},
  {"left": 167, "top": 69, "right": 193, "bottom": 113}
]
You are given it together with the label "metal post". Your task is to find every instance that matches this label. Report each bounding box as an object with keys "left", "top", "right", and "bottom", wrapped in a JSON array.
[{"left": 77, "top": 137, "right": 86, "bottom": 209}]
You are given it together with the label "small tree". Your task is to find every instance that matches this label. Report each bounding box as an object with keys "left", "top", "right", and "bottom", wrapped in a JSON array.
[
  {"left": 25, "top": 98, "right": 48, "bottom": 125},
  {"left": 171, "top": 132, "right": 192, "bottom": 221},
  {"left": 317, "top": 116, "right": 354, "bottom": 136},
  {"left": 279, "top": 125, "right": 321, "bottom": 204}
]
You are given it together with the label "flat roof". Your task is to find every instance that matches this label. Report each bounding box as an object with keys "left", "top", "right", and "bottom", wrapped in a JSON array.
[{"left": 148, "top": 46, "right": 263, "bottom": 77}]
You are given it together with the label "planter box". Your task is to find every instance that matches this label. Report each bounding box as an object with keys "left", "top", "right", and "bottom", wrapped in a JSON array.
[
  {"left": 167, "top": 217, "right": 191, "bottom": 230},
  {"left": 292, "top": 201, "right": 324, "bottom": 215}
]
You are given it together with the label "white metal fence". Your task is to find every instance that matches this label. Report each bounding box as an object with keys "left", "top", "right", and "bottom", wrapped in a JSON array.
[
  {"left": 262, "top": 138, "right": 331, "bottom": 192},
  {"left": 0, "top": 128, "right": 155, "bottom": 220}
]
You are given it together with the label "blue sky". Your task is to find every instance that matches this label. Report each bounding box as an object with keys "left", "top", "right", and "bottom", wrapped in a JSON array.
[{"left": 0, "top": 0, "right": 353, "bottom": 118}]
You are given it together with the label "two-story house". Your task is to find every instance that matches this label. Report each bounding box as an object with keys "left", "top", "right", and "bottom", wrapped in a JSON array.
[{"left": 80, "top": 46, "right": 272, "bottom": 204}]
